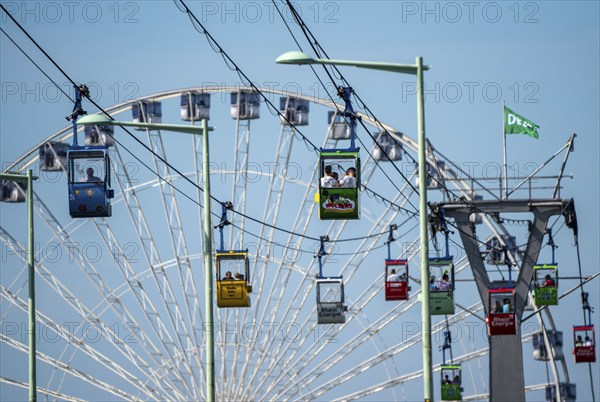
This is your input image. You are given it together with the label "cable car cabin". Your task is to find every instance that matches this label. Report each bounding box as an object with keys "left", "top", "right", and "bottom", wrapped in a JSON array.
[
  {"left": 181, "top": 92, "right": 211, "bottom": 121},
  {"left": 440, "top": 365, "right": 462, "bottom": 401},
  {"left": 230, "top": 91, "right": 260, "bottom": 120},
  {"left": 39, "top": 141, "right": 69, "bottom": 171},
  {"left": 84, "top": 124, "right": 115, "bottom": 147},
  {"left": 485, "top": 235, "right": 517, "bottom": 265},
  {"left": 316, "top": 277, "right": 347, "bottom": 324},
  {"left": 573, "top": 325, "right": 595, "bottom": 363},
  {"left": 533, "top": 330, "right": 564, "bottom": 361},
  {"left": 67, "top": 147, "right": 113, "bottom": 218},
  {"left": 532, "top": 264, "right": 558, "bottom": 306},
  {"left": 279, "top": 96, "right": 309, "bottom": 126},
  {"left": 416, "top": 160, "right": 446, "bottom": 190},
  {"left": 327, "top": 111, "right": 350, "bottom": 139},
  {"left": 429, "top": 257, "right": 455, "bottom": 315},
  {"left": 1, "top": 180, "right": 26, "bottom": 203},
  {"left": 546, "top": 383, "right": 576, "bottom": 402},
  {"left": 317, "top": 151, "right": 360, "bottom": 220},
  {"left": 385, "top": 259, "right": 409, "bottom": 301},
  {"left": 215, "top": 251, "right": 252, "bottom": 308},
  {"left": 486, "top": 287, "right": 516, "bottom": 335},
  {"left": 373, "top": 131, "right": 402, "bottom": 161},
  {"left": 132, "top": 100, "right": 162, "bottom": 130}
]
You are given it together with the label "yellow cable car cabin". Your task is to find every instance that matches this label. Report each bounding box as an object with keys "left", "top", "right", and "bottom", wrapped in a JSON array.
[{"left": 215, "top": 251, "right": 252, "bottom": 308}]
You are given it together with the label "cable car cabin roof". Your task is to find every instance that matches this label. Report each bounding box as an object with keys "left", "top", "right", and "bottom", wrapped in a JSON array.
[
  {"left": 429, "top": 256, "right": 453, "bottom": 266},
  {"left": 316, "top": 276, "right": 343, "bottom": 283},
  {"left": 320, "top": 149, "right": 360, "bottom": 156},
  {"left": 385, "top": 259, "right": 408, "bottom": 266},
  {"left": 68, "top": 146, "right": 109, "bottom": 158},
  {"left": 216, "top": 250, "right": 248, "bottom": 257},
  {"left": 441, "top": 365, "right": 461, "bottom": 370},
  {"left": 573, "top": 325, "right": 594, "bottom": 331},
  {"left": 488, "top": 287, "right": 515, "bottom": 295}
]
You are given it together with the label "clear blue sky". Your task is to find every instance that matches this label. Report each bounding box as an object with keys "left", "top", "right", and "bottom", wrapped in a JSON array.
[{"left": 1, "top": 1, "right": 598, "bottom": 401}]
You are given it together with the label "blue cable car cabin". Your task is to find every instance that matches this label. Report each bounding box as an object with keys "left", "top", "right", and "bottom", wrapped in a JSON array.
[
  {"left": 373, "top": 131, "right": 403, "bottom": 162},
  {"left": 486, "top": 287, "right": 517, "bottom": 336},
  {"left": 317, "top": 151, "right": 360, "bottom": 220},
  {"left": 84, "top": 124, "right": 114, "bottom": 147},
  {"left": 1, "top": 180, "right": 26, "bottom": 203},
  {"left": 132, "top": 100, "right": 162, "bottom": 129},
  {"left": 532, "top": 264, "right": 558, "bottom": 306},
  {"left": 181, "top": 92, "right": 211, "bottom": 121},
  {"left": 279, "top": 96, "right": 309, "bottom": 126},
  {"left": 440, "top": 365, "right": 462, "bottom": 400},
  {"left": 39, "top": 141, "right": 69, "bottom": 172},
  {"left": 429, "top": 257, "right": 455, "bottom": 315},
  {"left": 385, "top": 259, "right": 409, "bottom": 301},
  {"left": 67, "top": 147, "right": 114, "bottom": 218},
  {"left": 215, "top": 250, "right": 252, "bottom": 308},
  {"left": 230, "top": 91, "right": 260, "bottom": 120},
  {"left": 316, "top": 277, "right": 347, "bottom": 324}
]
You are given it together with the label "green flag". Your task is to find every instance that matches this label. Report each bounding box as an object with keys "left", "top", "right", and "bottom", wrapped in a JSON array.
[{"left": 504, "top": 106, "right": 539, "bottom": 139}]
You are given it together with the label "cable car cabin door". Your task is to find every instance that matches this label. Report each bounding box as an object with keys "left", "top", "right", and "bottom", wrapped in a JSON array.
[
  {"left": 216, "top": 251, "right": 251, "bottom": 308},
  {"left": 385, "top": 259, "right": 409, "bottom": 301},
  {"left": 318, "top": 152, "right": 360, "bottom": 220},
  {"left": 68, "top": 148, "right": 113, "bottom": 218}
]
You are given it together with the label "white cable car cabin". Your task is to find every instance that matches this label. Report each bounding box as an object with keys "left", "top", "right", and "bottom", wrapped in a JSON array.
[
  {"left": 230, "top": 91, "right": 260, "bottom": 120},
  {"left": 429, "top": 257, "right": 455, "bottom": 315},
  {"left": 316, "top": 277, "right": 347, "bottom": 324},
  {"left": 215, "top": 251, "right": 252, "bottom": 308},
  {"left": 1, "top": 180, "right": 26, "bottom": 203},
  {"left": 132, "top": 100, "right": 162, "bottom": 129},
  {"left": 67, "top": 147, "right": 114, "bottom": 218},
  {"left": 84, "top": 124, "right": 115, "bottom": 147},
  {"left": 372, "top": 131, "right": 402, "bottom": 161},
  {"left": 279, "top": 96, "right": 309, "bottom": 126},
  {"left": 39, "top": 141, "right": 69, "bottom": 172},
  {"left": 327, "top": 110, "right": 350, "bottom": 139},
  {"left": 181, "top": 92, "right": 211, "bottom": 121}
]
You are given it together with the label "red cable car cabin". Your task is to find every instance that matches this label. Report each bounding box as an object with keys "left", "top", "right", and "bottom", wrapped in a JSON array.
[
  {"left": 573, "top": 325, "right": 596, "bottom": 363},
  {"left": 486, "top": 288, "right": 516, "bottom": 336},
  {"left": 384, "top": 259, "right": 409, "bottom": 301}
]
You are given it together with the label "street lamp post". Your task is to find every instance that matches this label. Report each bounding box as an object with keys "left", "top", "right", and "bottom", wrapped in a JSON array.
[
  {"left": 77, "top": 115, "right": 216, "bottom": 401},
  {"left": 276, "top": 51, "right": 433, "bottom": 401},
  {"left": 1, "top": 170, "right": 38, "bottom": 401}
]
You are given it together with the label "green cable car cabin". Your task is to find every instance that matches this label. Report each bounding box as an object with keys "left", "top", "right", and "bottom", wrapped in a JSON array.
[
  {"left": 440, "top": 365, "right": 462, "bottom": 400},
  {"left": 317, "top": 150, "right": 360, "bottom": 220},
  {"left": 215, "top": 250, "right": 252, "bottom": 308},
  {"left": 429, "top": 257, "right": 455, "bottom": 315},
  {"left": 532, "top": 264, "right": 558, "bottom": 306}
]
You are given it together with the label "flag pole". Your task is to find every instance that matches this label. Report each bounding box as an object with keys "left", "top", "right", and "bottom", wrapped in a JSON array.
[{"left": 502, "top": 101, "right": 508, "bottom": 200}]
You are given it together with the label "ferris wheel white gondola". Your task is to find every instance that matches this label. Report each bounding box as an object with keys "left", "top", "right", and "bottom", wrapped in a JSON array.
[
  {"left": 132, "top": 100, "right": 162, "bottom": 129},
  {"left": 231, "top": 90, "right": 260, "bottom": 120},
  {"left": 532, "top": 330, "right": 564, "bottom": 361},
  {"left": 327, "top": 110, "right": 350, "bottom": 139},
  {"left": 181, "top": 92, "right": 211, "bottom": 121},
  {"left": 38, "top": 141, "right": 69, "bottom": 172},
  {"left": 372, "top": 131, "right": 403, "bottom": 161},
  {"left": 279, "top": 96, "right": 309, "bottom": 126},
  {"left": 84, "top": 124, "right": 115, "bottom": 147},
  {"left": 546, "top": 383, "right": 576, "bottom": 402},
  {"left": 0, "top": 180, "right": 26, "bottom": 203}
]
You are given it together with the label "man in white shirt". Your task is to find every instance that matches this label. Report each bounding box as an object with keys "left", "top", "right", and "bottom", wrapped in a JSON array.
[
  {"left": 339, "top": 167, "right": 357, "bottom": 188},
  {"left": 387, "top": 268, "right": 398, "bottom": 282},
  {"left": 320, "top": 165, "right": 338, "bottom": 188}
]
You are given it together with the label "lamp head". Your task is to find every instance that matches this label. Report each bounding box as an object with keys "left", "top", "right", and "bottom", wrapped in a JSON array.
[{"left": 275, "top": 51, "right": 315, "bottom": 65}]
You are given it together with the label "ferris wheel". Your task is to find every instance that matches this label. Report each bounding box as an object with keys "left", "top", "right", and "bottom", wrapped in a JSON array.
[{"left": 1, "top": 86, "right": 578, "bottom": 401}]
